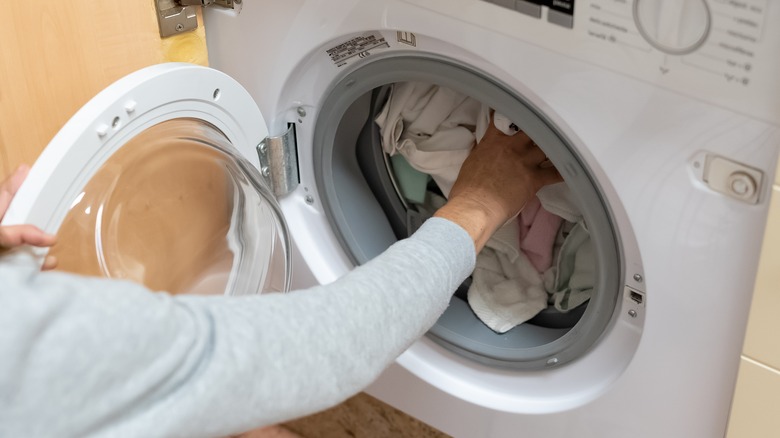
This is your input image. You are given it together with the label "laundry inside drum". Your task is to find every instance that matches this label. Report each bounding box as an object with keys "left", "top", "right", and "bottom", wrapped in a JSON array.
[
  {"left": 49, "top": 118, "right": 289, "bottom": 296},
  {"left": 362, "top": 82, "right": 593, "bottom": 334},
  {"left": 316, "top": 64, "right": 620, "bottom": 369}
]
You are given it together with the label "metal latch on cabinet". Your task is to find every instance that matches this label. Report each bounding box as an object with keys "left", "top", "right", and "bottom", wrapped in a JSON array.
[
  {"left": 155, "top": 0, "right": 240, "bottom": 38},
  {"left": 257, "top": 125, "right": 300, "bottom": 197}
]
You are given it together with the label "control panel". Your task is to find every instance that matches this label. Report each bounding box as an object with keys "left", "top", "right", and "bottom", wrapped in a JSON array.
[
  {"left": 486, "top": 0, "right": 576, "bottom": 28},
  {"left": 401, "top": 0, "right": 780, "bottom": 124}
]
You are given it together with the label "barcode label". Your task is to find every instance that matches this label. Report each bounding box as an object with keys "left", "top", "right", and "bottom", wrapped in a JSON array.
[{"left": 326, "top": 32, "right": 390, "bottom": 68}]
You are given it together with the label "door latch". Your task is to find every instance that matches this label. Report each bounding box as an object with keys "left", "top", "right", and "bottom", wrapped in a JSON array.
[
  {"left": 692, "top": 152, "right": 764, "bottom": 204},
  {"left": 155, "top": 0, "right": 240, "bottom": 38}
]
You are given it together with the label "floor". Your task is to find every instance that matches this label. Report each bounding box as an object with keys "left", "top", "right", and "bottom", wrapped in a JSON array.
[{"left": 236, "top": 393, "right": 450, "bottom": 438}]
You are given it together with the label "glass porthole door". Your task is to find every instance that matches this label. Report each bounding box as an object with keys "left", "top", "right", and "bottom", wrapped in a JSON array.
[{"left": 2, "top": 64, "right": 291, "bottom": 296}]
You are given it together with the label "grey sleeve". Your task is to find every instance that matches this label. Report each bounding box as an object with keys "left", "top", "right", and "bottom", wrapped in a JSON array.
[{"left": 0, "top": 217, "right": 475, "bottom": 438}]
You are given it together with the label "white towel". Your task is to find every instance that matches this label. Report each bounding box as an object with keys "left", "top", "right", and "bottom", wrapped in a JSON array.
[
  {"left": 466, "top": 222, "right": 548, "bottom": 333},
  {"left": 375, "top": 82, "right": 485, "bottom": 197},
  {"left": 537, "top": 183, "right": 582, "bottom": 223}
]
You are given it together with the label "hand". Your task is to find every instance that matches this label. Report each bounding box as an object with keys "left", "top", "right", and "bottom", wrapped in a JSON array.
[
  {"left": 434, "top": 119, "right": 562, "bottom": 252},
  {"left": 0, "top": 165, "right": 58, "bottom": 269}
]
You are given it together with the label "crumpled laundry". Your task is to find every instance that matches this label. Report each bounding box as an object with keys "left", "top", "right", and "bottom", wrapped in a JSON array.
[
  {"left": 376, "top": 82, "right": 594, "bottom": 332},
  {"left": 374, "top": 82, "right": 486, "bottom": 197},
  {"left": 537, "top": 182, "right": 583, "bottom": 224},
  {"left": 519, "top": 196, "right": 563, "bottom": 273},
  {"left": 492, "top": 112, "right": 519, "bottom": 135},
  {"left": 466, "top": 222, "right": 548, "bottom": 333},
  {"left": 543, "top": 222, "right": 595, "bottom": 312}
]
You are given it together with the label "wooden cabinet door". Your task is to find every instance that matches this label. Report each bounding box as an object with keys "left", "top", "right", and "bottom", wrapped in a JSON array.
[{"left": 0, "top": 1, "right": 208, "bottom": 179}]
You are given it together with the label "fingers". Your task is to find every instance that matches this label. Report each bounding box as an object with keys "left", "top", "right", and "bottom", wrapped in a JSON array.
[
  {"left": 479, "top": 118, "right": 528, "bottom": 144},
  {"left": 0, "top": 224, "right": 58, "bottom": 249},
  {"left": 41, "top": 255, "right": 58, "bottom": 271},
  {"left": 522, "top": 143, "right": 548, "bottom": 165},
  {"left": 500, "top": 130, "right": 562, "bottom": 189},
  {"left": 479, "top": 121, "right": 560, "bottom": 179},
  {"left": 480, "top": 123, "right": 544, "bottom": 159},
  {"left": 1, "top": 164, "right": 30, "bottom": 195},
  {"left": 0, "top": 165, "right": 59, "bottom": 271},
  {"left": 534, "top": 166, "right": 564, "bottom": 188},
  {"left": 0, "top": 224, "right": 59, "bottom": 272},
  {"left": 0, "top": 189, "right": 12, "bottom": 220},
  {"left": 1, "top": 164, "right": 31, "bottom": 220}
]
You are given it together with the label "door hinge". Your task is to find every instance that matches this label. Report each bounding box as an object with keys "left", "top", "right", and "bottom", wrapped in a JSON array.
[
  {"left": 155, "top": 0, "right": 240, "bottom": 38},
  {"left": 257, "top": 125, "right": 300, "bottom": 197}
]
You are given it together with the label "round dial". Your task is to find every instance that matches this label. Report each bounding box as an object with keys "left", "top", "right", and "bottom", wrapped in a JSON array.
[{"left": 634, "top": 0, "right": 712, "bottom": 55}]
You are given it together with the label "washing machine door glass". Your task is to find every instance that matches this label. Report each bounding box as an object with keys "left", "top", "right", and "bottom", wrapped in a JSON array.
[{"left": 2, "top": 64, "right": 291, "bottom": 296}]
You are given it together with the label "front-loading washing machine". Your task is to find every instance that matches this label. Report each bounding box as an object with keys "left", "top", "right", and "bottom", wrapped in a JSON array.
[{"left": 4, "top": 0, "right": 780, "bottom": 437}]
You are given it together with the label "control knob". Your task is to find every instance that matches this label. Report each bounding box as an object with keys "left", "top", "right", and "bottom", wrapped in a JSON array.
[{"left": 633, "top": 0, "right": 711, "bottom": 55}]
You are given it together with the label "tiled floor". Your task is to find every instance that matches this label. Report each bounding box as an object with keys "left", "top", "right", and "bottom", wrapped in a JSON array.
[
  {"left": 235, "top": 393, "right": 449, "bottom": 438},
  {"left": 236, "top": 425, "right": 302, "bottom": 438}
]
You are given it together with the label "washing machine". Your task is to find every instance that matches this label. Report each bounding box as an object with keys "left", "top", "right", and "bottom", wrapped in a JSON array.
[{"left": 4, "top": 0, "right": 780, "bottom": 437}]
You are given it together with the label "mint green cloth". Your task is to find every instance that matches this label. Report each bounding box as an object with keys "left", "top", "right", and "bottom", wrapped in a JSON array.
[{"left": 390, "top": 154, "right": 430, "bottom": 204}]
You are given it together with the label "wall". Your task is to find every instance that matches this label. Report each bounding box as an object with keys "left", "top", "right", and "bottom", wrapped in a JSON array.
[
  {"left": 0, "top": 1, "right": 207, "bottom": 179},
  {"left": 727, "top": 157, "right": 780, "bottom": 436}
]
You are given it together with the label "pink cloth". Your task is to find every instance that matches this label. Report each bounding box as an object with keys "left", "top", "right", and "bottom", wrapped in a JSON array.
[{"left": 519, "top": 196, "right": 563, "bottom": 272}]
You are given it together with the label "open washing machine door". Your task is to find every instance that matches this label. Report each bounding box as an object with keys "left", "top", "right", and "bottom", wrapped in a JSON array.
[{"left": 2, "top": 63, "right": 291, "bottom": 296}]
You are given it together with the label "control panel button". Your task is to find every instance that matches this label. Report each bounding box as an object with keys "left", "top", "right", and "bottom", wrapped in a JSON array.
[
  {"left": 548, "top": 9, "right": 574, "bottom": 28},
  {"left": 548, "top": 0, "right": 575, "bottom": 28},
  {"left": 488, "top": 0, "right": 515, "bottom": 10},
  {"left": 634, "top": 0, "right": 711, "bottom": 55},
  {"left": 516, "top": 0, "right": 542, "bottom": 18}
]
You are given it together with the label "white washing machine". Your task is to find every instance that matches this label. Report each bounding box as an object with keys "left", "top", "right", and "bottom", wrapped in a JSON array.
[{"left": 4, "top": 0, "right": 780, "bottom": 437}]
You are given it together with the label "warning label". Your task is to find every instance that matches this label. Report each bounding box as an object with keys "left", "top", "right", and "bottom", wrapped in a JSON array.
[{"left": 326, "top": 32, "right": 390, "bottom": 68}]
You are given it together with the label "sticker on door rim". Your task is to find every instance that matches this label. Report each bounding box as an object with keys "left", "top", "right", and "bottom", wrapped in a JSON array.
[{"left": 326, "top": 32, "right": 390, "bottom": 68}]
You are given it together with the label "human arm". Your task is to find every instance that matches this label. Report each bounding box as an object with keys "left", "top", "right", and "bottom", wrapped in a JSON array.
[
  {"left": 0, "top": 124, "right": 558, "bottom": 437},
  {"left": 0, "top": 217, "right": 473, "bottom": 437}
]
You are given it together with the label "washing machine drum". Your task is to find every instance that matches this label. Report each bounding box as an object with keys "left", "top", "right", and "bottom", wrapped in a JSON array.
[
  {"left": 2, "top": 64, "right": 291, "bottom": 297},
  {"left": 312, "top": 56, "right": 623, "bottom": 370}
]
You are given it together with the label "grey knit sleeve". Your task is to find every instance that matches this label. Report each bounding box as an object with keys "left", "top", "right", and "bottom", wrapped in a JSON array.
[{"left": 0, "top": 217, "right": 475, "bottom": 438}]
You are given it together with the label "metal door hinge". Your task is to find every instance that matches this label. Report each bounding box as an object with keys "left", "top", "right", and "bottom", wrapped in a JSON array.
[
  {"left": 155, "top": 0, "right": 240, "bottom": 38},
  {"left": 258, "top": 125, "right": 300, "bottom": 197}
]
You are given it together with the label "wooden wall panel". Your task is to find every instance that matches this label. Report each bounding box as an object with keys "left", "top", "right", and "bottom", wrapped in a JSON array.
[{"left": 0, "top": 1, "right": 208, "bottom": 179}]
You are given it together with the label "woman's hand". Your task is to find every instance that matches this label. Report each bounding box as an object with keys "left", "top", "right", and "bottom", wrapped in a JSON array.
[
  {"left": 0, "top": 165, "right": 58, "bottom": 269},
  {"left": 434, "top": 120, "right": 562, "bottom": 252}
]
